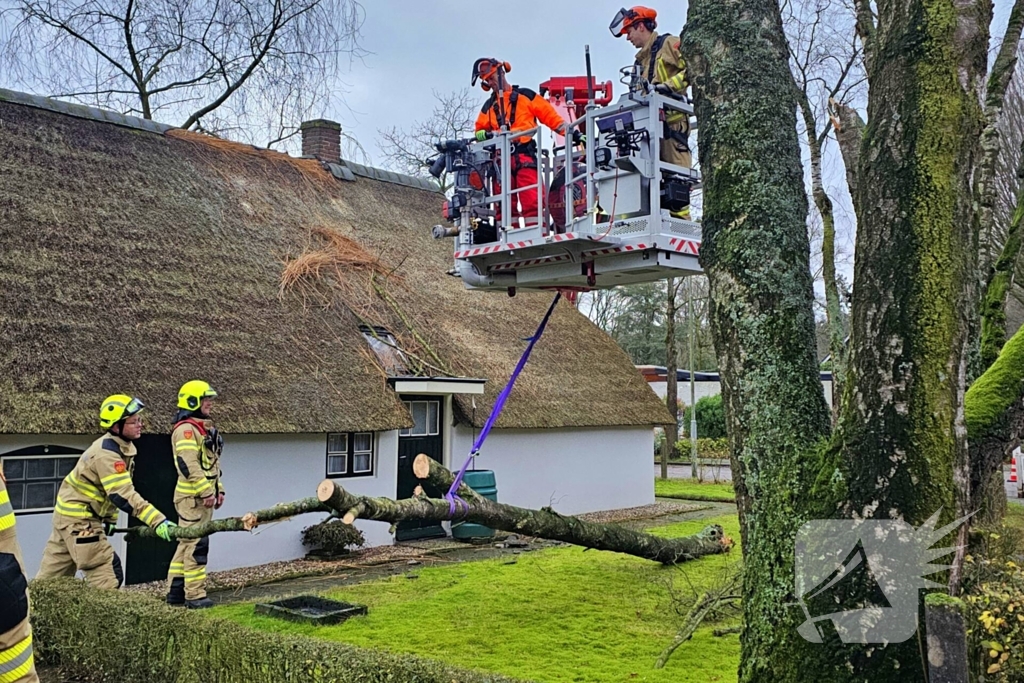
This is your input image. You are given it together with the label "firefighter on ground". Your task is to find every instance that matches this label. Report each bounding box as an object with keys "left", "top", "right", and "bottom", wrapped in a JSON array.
[
  {"left": 166, "top": 380, "right": 223, "bottom": 609},
  {"left": 610, "top": 6, "right": 692, "bottom": 218},
  {"left": 1, "top": 468, "right": 39, "bottom": 683},
  {"left": 472, "top": 58, "right": 582, "bottom": 231},
  {"left": 37, "top": 396, "right": 176, "bottom": 588}
]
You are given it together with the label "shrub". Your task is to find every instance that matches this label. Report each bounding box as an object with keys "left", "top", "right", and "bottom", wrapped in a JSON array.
[
  {"left": 683, "top": 395, "right": 727, "bottom": 439},
  {"left": 302, "top": 516, "right": 366, "bottom": 556},
  {"left": 963, "top": 526, "right": 1024, "bottom": 681},
  {"left": 31, "top": 578, "right": 519, "bottom": 683},
  {"left": 676, "top": 438, "right": 730, "bottom": 460}
]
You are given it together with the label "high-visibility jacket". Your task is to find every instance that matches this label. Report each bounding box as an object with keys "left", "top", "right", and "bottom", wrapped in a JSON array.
[
  {"left": 53, "top": 434, "right": 165, "bottom": 528},
  {"left": 475, "top": 86, "right": 566, "bottom": 144},
  {"left": 171, "top": 419, "right": 223, "bottom": 501},
  {"left": 0, "top": 476, "right": 38, "bottom": 683},
  {"left": 635, "top": 31, "right": 688, "bottom": 123}
]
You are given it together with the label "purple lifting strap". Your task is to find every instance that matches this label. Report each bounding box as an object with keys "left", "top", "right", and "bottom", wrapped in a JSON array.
[{"left": 446, "top": 292, "right": 562, "bottom": 515}]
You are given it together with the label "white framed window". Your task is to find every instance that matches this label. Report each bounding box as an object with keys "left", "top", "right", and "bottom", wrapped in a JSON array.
[
  {"left": 326, "top": 432, "right": 375, "bottom": 478},
  {"left": 2, "top": 446, "right": 83, "bottom": 513},
  {"left": 399, "top": 400, "right": 440, "bottom": 437}
]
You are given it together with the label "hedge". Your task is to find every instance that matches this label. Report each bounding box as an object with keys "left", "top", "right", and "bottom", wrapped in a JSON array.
[{"left": 31, "top": 578, "right": 521, "bottom": 683}]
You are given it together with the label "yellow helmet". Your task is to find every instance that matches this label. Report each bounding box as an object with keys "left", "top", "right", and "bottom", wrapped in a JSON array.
[
  {"left": 99, "top": 394, "right": 145, "bottom": 430},
  {"left": 178, "top": 380, "right": 218, "bottom": 411}
]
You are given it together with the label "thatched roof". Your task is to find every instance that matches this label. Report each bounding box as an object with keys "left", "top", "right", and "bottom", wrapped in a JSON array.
[{"left": 0, "top": 89, "right": 670, "bottom": 434}]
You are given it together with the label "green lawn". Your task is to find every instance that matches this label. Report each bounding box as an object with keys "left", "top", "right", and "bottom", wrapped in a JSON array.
[
  {"left": 212, "top": 514, "right": 742, "bottom": 683},
  {"left": 654, "top": 478, "right": 736, "bottom": 502}
]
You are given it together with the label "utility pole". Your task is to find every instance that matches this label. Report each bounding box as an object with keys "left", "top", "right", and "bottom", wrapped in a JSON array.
[
  {"left": 661, "top": 278, "right": 678, "bottom": 480},
  {"left": 689, "top": 278, "right": 698, "bottom": 480}
]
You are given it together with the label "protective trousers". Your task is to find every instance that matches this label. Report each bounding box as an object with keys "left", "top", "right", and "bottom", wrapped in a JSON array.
[
  {"left": 168, "top": 499, "right": 212, "bottom": 601},
  {"left": 0, "top": 621, "right": 36, "bottom": 683},
  {"left": 662, "top": 118, "right": 691, "bottom": 169},
  {"left": 36, "top": 518, "right": 123, "bottom": 589},
  {"left": 493, "top": 152, "right": 541, "bottom": 226},
  {"left": 0, "top": 535, "right": 38, "bottom": 683}
]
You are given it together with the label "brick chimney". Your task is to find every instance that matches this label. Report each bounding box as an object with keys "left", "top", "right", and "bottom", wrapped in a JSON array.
[{"left": 300, "top": 119, "right": 342, "bottom": 163}]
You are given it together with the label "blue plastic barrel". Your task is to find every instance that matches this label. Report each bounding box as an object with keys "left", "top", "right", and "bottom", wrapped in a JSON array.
[{"left": 451, "top": 470, "right": 498, "bottom": 540}]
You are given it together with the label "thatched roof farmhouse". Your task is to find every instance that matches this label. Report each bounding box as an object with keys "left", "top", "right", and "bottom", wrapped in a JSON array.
[{"left": 0, "top": 88, "right": 669, "bottom": 580}]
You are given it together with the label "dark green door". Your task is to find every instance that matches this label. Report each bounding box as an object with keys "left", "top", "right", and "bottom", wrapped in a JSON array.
[
  {"left": 125, "top": 434, "right": 177, "bottom": 585},
  {"left": 396, "top": 396, "right": 446, "bottom": 541}
]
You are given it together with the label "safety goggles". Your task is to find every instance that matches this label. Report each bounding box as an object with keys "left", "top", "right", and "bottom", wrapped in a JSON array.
[{"left": 609, "top": 8, "right": 636, "bottom": 37}]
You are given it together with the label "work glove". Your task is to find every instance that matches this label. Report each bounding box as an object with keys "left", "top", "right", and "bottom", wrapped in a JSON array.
[
  {"left": 571, "top": 129, "right": 586, "bottom": 146},
  {"left": 155, "top": 520, "right": 178, "bottom": 542},
  {"left": 103, "top": 521, "right": 117, "bottom": 536},
  {"left": 654, "top": 83, "right": 672, "bottom": 95},
  {"left": 201, "top": 495, "right": 217, "bottom": 509},
  {"left": 215, "top": 492, "right": 225, "bottom": 510},
  {"left": 475, "top": 130, "right": 489, "bottom": 142}
]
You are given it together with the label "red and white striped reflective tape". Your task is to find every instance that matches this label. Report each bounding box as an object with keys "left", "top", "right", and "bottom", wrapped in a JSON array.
[
  {"left": 454, "top": 240, "right": 535, "bottom": 259},
  {"left": 550, "top": 233, "right": 578, "bottom": 242},
  {"left": 668, "top": 238, "right": 701, "bottom": 255},
  {"left": 492, "top": 254, "right": 572, "bottom": 271},
  {"left": 582, "top": 243, "right": 650, "bottom": 257}
]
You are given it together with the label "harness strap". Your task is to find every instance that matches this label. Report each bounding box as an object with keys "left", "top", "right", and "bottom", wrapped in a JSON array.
[
  {"left": 645, "top": 34, "right": 669, "bottom": 85},
  {"left": 446, "top": 293, "right": 562, "bottom": 514}
]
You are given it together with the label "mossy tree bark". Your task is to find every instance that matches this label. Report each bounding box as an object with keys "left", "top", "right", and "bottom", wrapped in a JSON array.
[
  {"left": 681, "top": 2, "right": 832, "bottom": 681},
  {"left": 684, "top": 0, "right": 989, "bottom": 679},
  {"left": 966, "top": 323, "right": 1024, "bottom": 524}
]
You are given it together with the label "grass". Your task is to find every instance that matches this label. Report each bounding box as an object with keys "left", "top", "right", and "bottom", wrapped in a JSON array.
[
  {"left": 1006, "top": 500, "right": 1024, "bottom": 531},
  {"left": 212, "top": 514, "right": 742, "bottom": 683},
  {"left": 654, "top": 479, "right": 736, "bottom": 502}
]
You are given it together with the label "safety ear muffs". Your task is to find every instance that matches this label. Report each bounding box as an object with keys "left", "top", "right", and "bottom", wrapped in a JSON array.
[
  {"left": 503, "top": 62, "right": 511, "bottom": 72},
  {"left": 187, "top": 395, "right": 199, "bottom": 410},
  {"left": 481, "top": 81, "right": 491, "bottom": 91}
]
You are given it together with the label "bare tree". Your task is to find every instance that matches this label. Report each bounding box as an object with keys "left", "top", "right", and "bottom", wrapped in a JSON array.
[
  {"left": 377, "top": 88, "right": 478, "bottom": 192},
  {"left": 784, "top": 0, "right": 865, "bottom": 419},
  {"left": 0, "top": 0, "right": 365, "bottom": 146}
]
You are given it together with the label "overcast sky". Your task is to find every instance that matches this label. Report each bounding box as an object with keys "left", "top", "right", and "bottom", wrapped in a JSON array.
[{"left": 338, "top": 0, "right": 691, "bottom": 162}]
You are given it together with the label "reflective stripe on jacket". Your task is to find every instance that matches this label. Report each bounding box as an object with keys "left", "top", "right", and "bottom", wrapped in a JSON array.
[
  {"left": 172, "top": 420, "right": 222, "bottom": 500},
  {"left": 635, "top": 32, "right": 688, "bottom": 123},
  {"left": 53, "top": 434, "right": 165, "bottom": 527}
]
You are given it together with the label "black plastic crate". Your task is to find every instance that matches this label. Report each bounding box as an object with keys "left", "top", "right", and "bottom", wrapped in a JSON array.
[{"left": 254, "top": 595, "right": 367, "bottom": 625}]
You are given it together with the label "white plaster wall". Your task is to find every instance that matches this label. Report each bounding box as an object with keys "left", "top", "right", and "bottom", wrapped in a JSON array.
[
  {"left": 0, "top": 431, "right": 401, "bottom": 577},
  {"left": 204, "top": 432, "right": 399, "bottom": 571},
  {"left": 450, "top": 426, "right": 655, "bottom": 515},
  {"left": 0, "top": 434, "right": 94, "bottom": 578}
]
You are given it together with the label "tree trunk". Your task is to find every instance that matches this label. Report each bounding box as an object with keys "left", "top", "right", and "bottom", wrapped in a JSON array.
[
  {"left": 662, "top": 278, "right": 679, "bottom": 479},
  {"left": 980, "top": 139, "right": 1024, "bottom": 370},
  {"left": 798, "top": 90, "right": 845, "bottom": 420},
  {"left": 966, "top": 322, "right": 1024, "bottom": 523},
  {"left": 319, "top": 459, "right": 731, "bottom": 565},
  {"left": 125, "top": 498, "right": 329, "bottom": 539},
  {"left": 830, "top": 100, "right": 865, "bottom": 221},
  {"left": 975, "top": 0, "right": 1024, "bottom": 280},
  {"left": 681, "top": 2, "right": 832, "bottom": 681},
  {"left": 820, "top": 0, "right": 989, "bottom": 673}
]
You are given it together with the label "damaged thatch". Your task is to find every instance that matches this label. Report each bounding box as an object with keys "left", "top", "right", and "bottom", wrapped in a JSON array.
[{"left": 0, "top": 91, "right": 670, "bottom": 434}]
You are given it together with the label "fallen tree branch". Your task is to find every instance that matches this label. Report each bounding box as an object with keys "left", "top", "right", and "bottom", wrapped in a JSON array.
[
  {"left": 124, "top": 497, "right": 329, "bottom": 539},
  {"left": 319, "top": 473, "right": 732, "bottom": 565},
  {"left": 655, "top": 572, "right": 742, "bottom": 668},
  {"left": 713, "top": 626, "right": 742, "bottom": 637}
]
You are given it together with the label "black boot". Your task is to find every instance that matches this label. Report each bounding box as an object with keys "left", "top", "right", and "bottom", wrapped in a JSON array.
[
  {"left": 166, "top": 577, "right": 185, "bottom": 606},
  {"left": 186, "top": 597, "right": 215, "bottom": 609}
]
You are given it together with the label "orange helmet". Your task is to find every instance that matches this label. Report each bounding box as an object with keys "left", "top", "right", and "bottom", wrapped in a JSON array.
[
  {"left": 471, "top": 58, "right": 511, "bottom": 91},
  {"left": 609, "top": 6, "right": 657, "bottom": 37}
]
